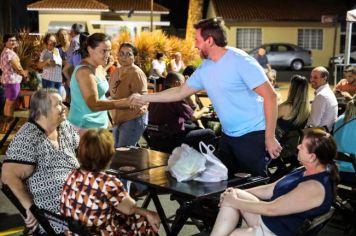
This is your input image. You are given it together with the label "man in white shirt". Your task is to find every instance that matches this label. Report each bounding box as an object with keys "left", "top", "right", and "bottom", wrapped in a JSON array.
[{"left": 307, "top": 66, "right": 338, "bottom": 131}]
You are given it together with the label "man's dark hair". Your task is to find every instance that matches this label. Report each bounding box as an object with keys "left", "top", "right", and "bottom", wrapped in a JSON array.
[
  {"left": 156, "top": 52, "right": 164, "bottom": 60},
  {"left": 193, "top": 17, "right": 227, "bottom": 47},
  {"left": 3, "top": 34, "right": 16, "bottom": 43},
  {"left": 182, "top": 65, "right": 196, "bottom": 77},
  {"left": 71, "top": 23, "right": 84, "bottom": 35},
  {"left": 163, "top": 72, "right": 184, "bottom": 90}
]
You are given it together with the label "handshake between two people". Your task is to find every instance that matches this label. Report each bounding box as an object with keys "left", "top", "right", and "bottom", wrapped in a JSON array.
[{"left": 128, "top": 93, "right": 148, "bottom": 108}]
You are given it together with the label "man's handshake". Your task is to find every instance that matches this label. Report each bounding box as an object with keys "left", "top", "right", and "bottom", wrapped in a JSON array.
[{"left": 129, "top": 93, "right": 147, "bottom": 106}]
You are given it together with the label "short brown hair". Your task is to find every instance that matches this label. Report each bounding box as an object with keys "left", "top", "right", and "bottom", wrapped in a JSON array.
[
  {"left": 344, "top": 65, "right": 355, "bottom": 74},
  {"left": 193, "top": 17, "right": 227, "bottom": 47},
  {"left": 163, "top": 72, "right": 184, "bottom": 90},
  {"left": 77, "top": 129, "right": 115, "bottom": 172}
]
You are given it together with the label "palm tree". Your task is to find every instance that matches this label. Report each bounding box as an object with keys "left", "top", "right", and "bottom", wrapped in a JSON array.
[{"left": 185, "top": 0, "right": 204, "bottom": 42}]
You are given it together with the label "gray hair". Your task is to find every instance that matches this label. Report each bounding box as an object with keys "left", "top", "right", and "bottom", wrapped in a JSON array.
[{"left": 29, "top": 89, "right": 58, "bottom": 121}]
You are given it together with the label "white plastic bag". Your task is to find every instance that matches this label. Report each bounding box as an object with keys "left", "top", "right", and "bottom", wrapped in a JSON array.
[
  {"left": 193, "top": 142, "right": 228, "bottom": 182},
  {"left": 167, "top": 144, "right": 206, "bottom": 182}
]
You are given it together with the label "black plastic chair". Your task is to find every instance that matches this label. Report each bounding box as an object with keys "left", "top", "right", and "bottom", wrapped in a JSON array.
[
  {"left": 268, "top": 129, "right": 303, "bottom": 182},
  {"left": 1, "top": 184, "right": 91, "bottom": 235},
  {"left": 296, "top": 207, "right": 335, "bottom": 236},
  {"left": 1, "top": 184, "right": 27, "bottom": 217},
  {"left": 30, "top": 205, "right": 92, "bottom": 236},
  {"left": 335, "top": 152, "right": 356, "bottom": 235},
  {"left": 0, "top": 184, "right": 30, "bottom": 235}
]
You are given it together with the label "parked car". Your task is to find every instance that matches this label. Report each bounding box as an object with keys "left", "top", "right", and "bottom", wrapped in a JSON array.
[
  {"left": 249, "top": 43, "right": 312, "bottom": 70},
  {"left": 329, "top": 50, "right": 356, "bottom": 67}
]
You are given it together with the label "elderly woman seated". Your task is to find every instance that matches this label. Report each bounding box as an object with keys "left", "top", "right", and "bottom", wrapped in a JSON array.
[
  {"left": 211, "top": 129, "right": 339, "bottom": 236},
  {"left": 1, "top": 89, "right": 80, "bottom": 234},
  {"left": 60, "top": 129, "right": 160, "bottom": 235}
]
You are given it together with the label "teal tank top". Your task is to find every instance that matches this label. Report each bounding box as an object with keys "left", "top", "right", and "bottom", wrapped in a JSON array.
[{"left": 68, "top": 65, "right": 109, "bottom": 128}]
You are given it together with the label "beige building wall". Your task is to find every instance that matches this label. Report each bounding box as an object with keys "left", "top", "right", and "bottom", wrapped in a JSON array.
[
  {"left": 111, "top": 15, "right": 162, "bottom": 35},
  {"left": 206, "top": 5, "right": 341, "bottom": 67},
  {"left": 38, "top": 13, "right": 102, "bottom": 34},
  {"left": 39, "top": 13, "right": 163, "bottom": 36}
]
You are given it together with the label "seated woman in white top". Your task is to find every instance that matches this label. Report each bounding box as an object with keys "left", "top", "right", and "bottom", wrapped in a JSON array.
[
  {"left": 169, "top": 52, "right": 185, "bottom": 72},
  {"left": 149, "top": 52, "right": 167, "bottom": 91},
  {"left": 150, "top": 52, "right": 167, "bottom": 78}
]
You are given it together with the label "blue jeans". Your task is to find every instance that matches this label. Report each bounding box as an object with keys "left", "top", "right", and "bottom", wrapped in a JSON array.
[
  {"left": 112, "top": 112, "right": 148, "bottom": 148},
  {"left": 218, "top": 130, "right": 270, "bottom": 177},
  {"left": 42, "top": 79, "right": 61, "bottom": 92}
]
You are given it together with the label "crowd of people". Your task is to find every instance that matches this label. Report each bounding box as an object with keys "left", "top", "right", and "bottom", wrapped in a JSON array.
[{"left": 0, "top": 17, "right": 355, "bottom": 235}]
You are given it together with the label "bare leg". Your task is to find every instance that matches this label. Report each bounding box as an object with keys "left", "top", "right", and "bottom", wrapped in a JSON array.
[
  {"left": 211, "top": 189, "right": 262, "bottom": 236},
  {"left": 210, "top": 206, "right": 240, "bottom": 236},
  {"left": 2, "top": 99, "right": 15, "bottom": 132},
  {"left": 230, "top": 227, "right": 258, "bottom": 236},
  {"left": 4, "top": 99, "right": 15, "bottom": 117},
  {"left": 236, "top": 190, "right": 261, "bottom": 226}
]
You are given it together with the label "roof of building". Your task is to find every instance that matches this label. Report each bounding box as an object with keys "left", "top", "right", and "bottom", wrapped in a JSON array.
[
  {"left": 27, "top": 0, "right": 168, "bottom": 13},
  {"left": 211, "top": 0, "right": 347, "bottom": 22},
  {"left": 100, "top": 0, "right": 168, "bottom": 13},
  {"left": 27, "top": 0, "right": 109, "bottom": 11}
]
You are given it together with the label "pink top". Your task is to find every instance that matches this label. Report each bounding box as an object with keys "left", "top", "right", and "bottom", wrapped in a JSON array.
[{"left": 0, "top": 48, "right": 22, "bottom": 84}]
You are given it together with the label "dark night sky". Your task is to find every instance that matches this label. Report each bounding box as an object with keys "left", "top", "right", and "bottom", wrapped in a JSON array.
[
  {"left": 1, "top": 0, "right": 355, "bottom": 34},
  {"left": 156, "top": 0, "right": 189, "bottom": 28}
]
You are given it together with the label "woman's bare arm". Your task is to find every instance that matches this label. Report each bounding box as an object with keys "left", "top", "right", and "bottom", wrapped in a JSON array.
[{"left": 76, "top": 67, "right": 130, "bottom": 111}]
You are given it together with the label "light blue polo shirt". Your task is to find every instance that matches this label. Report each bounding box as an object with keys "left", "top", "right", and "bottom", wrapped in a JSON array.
[{"left": 187, "top": 47, "right": 268, "bottom": 137}]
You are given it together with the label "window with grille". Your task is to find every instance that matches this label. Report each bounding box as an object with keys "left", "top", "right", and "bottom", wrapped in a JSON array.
[
  {"left": 298, "top": 29, "right": 323, "bottom": 50},
  {"left": 236, "top": 28, "right": 262, "bottom": 49}
]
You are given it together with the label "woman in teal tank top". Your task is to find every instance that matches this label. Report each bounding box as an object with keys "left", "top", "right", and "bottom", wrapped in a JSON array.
[
  {"left": 67, "top": 33, "right": 131, "bottom": 135},
  {"left": 211, "top": 129, "right": 339, "bottom": 236}
]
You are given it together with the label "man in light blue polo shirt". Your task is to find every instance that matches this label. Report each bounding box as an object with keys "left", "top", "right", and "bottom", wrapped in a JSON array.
[{"left": 130, "top": 17, "right": 282, "bottom": 176}]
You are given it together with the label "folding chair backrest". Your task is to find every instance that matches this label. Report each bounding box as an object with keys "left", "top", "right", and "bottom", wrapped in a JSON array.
[
  {"left": 30, "top": 205, "right": 92, "bottom": 235},
  {"left": 30, "top": 205, "right": 59, "bottom": 235},
  {"left": 297, "top": 207, "right": 335, "bottom": 236},
  {"left": 278, "top": 129, "right": 303, "bottom": 161},
  {"left": 1, "top": 184, "right": 27, "bottom": 217}
]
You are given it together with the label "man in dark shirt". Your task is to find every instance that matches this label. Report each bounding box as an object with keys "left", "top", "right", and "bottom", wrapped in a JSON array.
[
  {"left": 254, "top": 47, "right": 272, "bottom": 73},
  {"left": 148, "top": 72, "right": 215, "bottom": 153}
]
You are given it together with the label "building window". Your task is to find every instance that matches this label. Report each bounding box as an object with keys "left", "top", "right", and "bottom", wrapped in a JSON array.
[
  {"left": 298, "top": 29, "right": 323, "bottom": 50},
  {"left": 236, "top": 28, "right": 262, "bottom": 49}
]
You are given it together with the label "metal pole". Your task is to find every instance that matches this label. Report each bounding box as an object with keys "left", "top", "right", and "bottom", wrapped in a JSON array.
[
  {"left": 344, "top": 21, "right": 353, "bottom": 65},
  {"left": 150, "top": 0, "right": 153, "bottom": 32}
]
